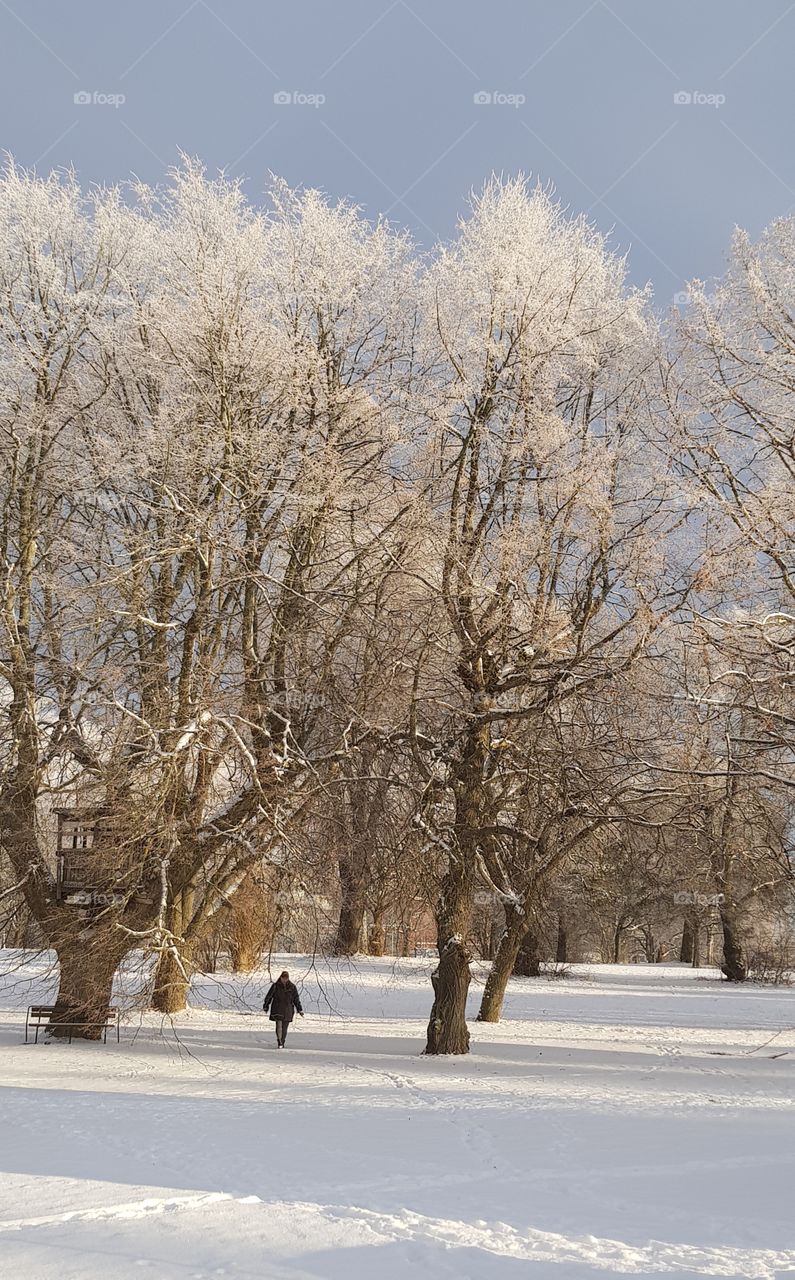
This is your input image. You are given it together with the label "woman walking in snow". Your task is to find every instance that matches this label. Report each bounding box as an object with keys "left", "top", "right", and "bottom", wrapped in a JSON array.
[{"left": 263, "top": 970, "right": 303, "bottom": 1047}]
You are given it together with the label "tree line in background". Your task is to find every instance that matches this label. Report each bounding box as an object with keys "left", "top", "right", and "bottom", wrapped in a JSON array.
[{"left": 0, "top": 161, "right": 792, "bottom": 1052}]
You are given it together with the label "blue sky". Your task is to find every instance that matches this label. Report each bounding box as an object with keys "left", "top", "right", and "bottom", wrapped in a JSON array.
[{"left": 1, "top": 1, "right": 792, "bottom": 301}]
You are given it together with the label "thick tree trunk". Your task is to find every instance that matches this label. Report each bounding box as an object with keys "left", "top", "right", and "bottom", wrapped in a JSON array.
[
  {"left": 150, "top": 891, "right": 196, "bottom": 1012},
  {"left": 229, "top": 939, "right": 261, "bottom": 972},
  {"left": 48, "top": 932, "right": 128, "bottom": 1041},
  {"left": 679, "top": 916, "right": 694, "bottom": 964},
  {"left": 478, "top": 912, "right": 525, "bottom": 1022},
  {"left": 719, "top": 904, "right": 747, "bottom": 982},
  {"left": 151, "top": 945, "right": 192, "bottom": 1013},
  {"left": 425, "top": 858, "right": 474, "bottom": 1054},
  {"left": 425, "top": 935, "right": 471, "bottom": 1054},
  {"left": 424, "top": 713, "right": 491, "bottom": 1056},
  {"left": 225, "top": 871, "right": 270, "bottom": 972}
]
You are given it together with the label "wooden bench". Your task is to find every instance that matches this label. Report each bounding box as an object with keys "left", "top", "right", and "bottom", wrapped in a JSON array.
[{"left": 25, "top": 1004, "right": 120, "bottom": 1044}]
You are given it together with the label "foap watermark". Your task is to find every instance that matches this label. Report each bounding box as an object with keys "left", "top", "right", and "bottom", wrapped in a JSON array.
[
  {"left": 281, "top": 690, "right": 326, "bottom": 710},
  {"left": 473, "top": 90, "right": 525, "bottom": 109},
  {"left": 673, "top": 286, "right": 716, "bottom": 308},
  {"left": 66, "top": 890, "right": 126, "bottom": 907},
  {"left": 274, "top": 90, "right": 325, "bottom": 109},
  {"left": 673, "top": 90, "right": 725, "bottom": 109},
  {"left": 673, "top": 891, "right": 725, "bottom": 907},
  {"left": 274, "top": 891, "right": 329, "bottom": 906},
  {"left": 74, "top": 90, "right": 126, "bottom": 109}
]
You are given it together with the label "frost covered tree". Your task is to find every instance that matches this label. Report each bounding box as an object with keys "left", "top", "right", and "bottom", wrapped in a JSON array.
[
  {"left": 0, "top": 164, "right": 141, "bottom": 1032},
  {"left": 669, "top": 219, "right": 795, "bottom": 976},
  {"left": 0, "top": 161, "right": 419, "bottom": 1032},
  {"left": 8, "top": 159, "right": 791, "bottom": 1045},
  {"left": 676, "top": 220, "right": 795, "bottom": 767},
  {"left": 410, "top": 179, "right": 680, "bottom": 1053}
]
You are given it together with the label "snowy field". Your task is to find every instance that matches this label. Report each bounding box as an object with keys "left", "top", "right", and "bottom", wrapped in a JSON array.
[{"left": 1, "top": 955, "right": 795, "bottom": 1279}]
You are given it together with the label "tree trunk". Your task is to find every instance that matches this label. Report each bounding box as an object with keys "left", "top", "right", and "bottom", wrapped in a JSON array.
[
  {"left": 425, "top": 935, "right": 471, "bottom": 1054},
  {"left": 514, "top": 927, "right": 541, "bottom": 977},
  {"left": 485, "top": 919, "right": 498, "bottom": 959},
  {"left": 612, "top": 923, "right": 624, "bottom": 964},
  {"left": 151, "top": 945, "right": 192, "bottom": 1013},
  {"left": 691, "top": 920, "right": 701, "bottom": 968},
  {"left": 713, "top": 786, "right": 746, "bottom": 982},
  {"left": 424, "top": 716, "right": 490, "bottom": 1056},
  {"left": 224, "top": 871, "right": 270, "bottom": 971},
  {"left": 332, "top": 757, "right": 382, "bottom": 956},
  {"left": 48, "top": 932, "right": 128, "bottom": 1041},
  {"left": 367, "top": 908, "right": 386, "bottom": 956},
  {"left": 478, "top": 912, "right": 525, "bottom": 1022},
  {"left": 424, "top": 857, "right": 474, "bottom": 1054},
  {"left": 719, "top": 904, "right": 747, "bottom": 982},
  {"left": 334, "top": 869, "right": 366, "bottom": 955},
  {"left": 150, "top": 891, "right": 195, "bottom": 1012},
  {"left": 555, "top": 916, "right": 567, "bottom": 963},
  {"left": 679, "top": 916, "right": 694, "bottom": 964},
  {"left": 705, "top": 926, "right": 716, "bottom": 967},
  {"left": 229, "top": 939, "right": 261, "bottom": 972}
]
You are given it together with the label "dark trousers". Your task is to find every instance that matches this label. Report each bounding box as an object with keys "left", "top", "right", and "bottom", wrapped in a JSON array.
[{"left": 274, "top": 1019, "right": 289, "bottom": 1045}]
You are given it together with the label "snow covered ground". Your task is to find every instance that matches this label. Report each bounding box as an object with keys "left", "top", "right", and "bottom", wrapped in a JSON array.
[{"left": 1, "top": 954, "right": 795, "bottom": 1279}]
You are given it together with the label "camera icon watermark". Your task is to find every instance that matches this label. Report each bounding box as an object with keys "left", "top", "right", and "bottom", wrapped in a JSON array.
[
  {"left": 673, "top": 286, "right": 715, "bottom": 307},
  {"left": 74, "top": 90, "right": 126, "bottom": 109},
  {"left": 273, "top": 90, "right": 325, "bottom": 108},
  {"left": 673, "top": 90, "right": 725, "bottom": 109},
  {"left": 473, "top": 90, "right": 525, "bottom": 109}
]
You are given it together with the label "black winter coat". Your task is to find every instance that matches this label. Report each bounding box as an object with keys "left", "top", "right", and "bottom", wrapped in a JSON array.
[{"left": 263, "top": 980, "right": 303, "bottom": 1023}]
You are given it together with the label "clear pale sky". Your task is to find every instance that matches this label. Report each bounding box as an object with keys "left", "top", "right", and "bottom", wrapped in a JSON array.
[{"left": 0, "top": 1, "right": 792, "bottom": 302}]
